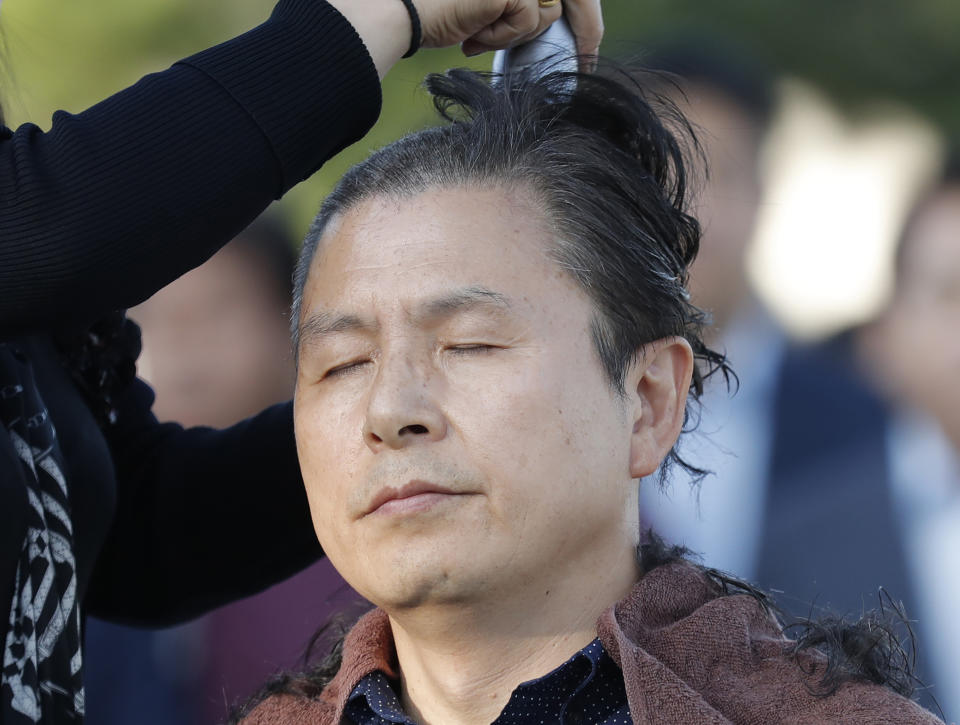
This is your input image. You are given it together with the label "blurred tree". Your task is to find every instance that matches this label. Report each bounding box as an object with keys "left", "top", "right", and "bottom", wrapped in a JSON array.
[{"left": 605, "top": 0, "right": 957, "bottom": 130}]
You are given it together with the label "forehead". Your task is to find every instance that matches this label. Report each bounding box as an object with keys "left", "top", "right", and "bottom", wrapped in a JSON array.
[{"left": 300, "top": 185, "right": 579, "bottom": 323}]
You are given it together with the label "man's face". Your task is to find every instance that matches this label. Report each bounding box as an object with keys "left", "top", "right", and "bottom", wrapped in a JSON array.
[
  {"left": 680, "top": 84, "right": 764, "bottom": 329},
  {"left": 294, "top": 185, "right": 640, "bottom": 611},
  {"left": 130, "top": 243, "right": 294, "bottom": 428},
  {"left": 878, "top": 186, "right": 960, "bottom": 435}
]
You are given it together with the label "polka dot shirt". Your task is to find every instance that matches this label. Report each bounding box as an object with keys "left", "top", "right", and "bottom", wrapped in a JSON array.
[{"left": 345, "top": 638, "right": 633, "bottom": 724}]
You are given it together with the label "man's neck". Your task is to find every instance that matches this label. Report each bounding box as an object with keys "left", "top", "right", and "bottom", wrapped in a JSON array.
[{"left": 386, "top": 543, "right": 641, "bottom": 725}]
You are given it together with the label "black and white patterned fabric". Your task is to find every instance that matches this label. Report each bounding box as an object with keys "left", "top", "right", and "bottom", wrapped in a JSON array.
[{"left": 1, "top": 344, "right": 85, "bottom": 724}]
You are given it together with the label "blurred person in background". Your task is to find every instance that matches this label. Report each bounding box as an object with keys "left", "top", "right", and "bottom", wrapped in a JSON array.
[
  {"left": 636, "top": 45, "right": 951, "bottom": 717},
  {"left": 637, "top": 42, "right": 782, "bottom": 582},
  {"left": 83, "top": 217, "right": 360, "bottom": 724},
  {"left": 855, "top": 159, "right": 959, "bottom": 719},
  {"left": 754, "top": 157, "right": 960, "bottom": 722},
  {"left": 864, "top": 156, "right": 960, "bottom": 454},
  {"left": 129, "top": 215, "right": 296, "bottom": 430}
]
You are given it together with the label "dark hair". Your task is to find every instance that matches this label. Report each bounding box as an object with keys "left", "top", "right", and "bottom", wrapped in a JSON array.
[
  {"left": 226, "top": 618, "right": 351, "bottom": 724},
  {"left": 292, "top": 63, "right": 731, "bottom": 484},
  {"left": 639, "top": 534, "right": 928, "bottom": 707}
]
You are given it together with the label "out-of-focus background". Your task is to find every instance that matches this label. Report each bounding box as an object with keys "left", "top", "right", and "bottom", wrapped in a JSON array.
[
  {"left": 4, "top": 1, "right": 957, "bottom": 336},
  {"left": 2, "top": 0, "right": 958, "bottom": 722}
]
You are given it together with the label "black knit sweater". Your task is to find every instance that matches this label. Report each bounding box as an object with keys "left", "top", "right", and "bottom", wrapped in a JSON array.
[{"left": 0, "top": 0, "right": 380, "bottom": 656}]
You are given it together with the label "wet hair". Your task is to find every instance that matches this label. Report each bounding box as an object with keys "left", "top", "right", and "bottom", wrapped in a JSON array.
[
  {"left": 225, "top": 601, "right": 369, "bottom": 724},
  {"left": 635, "top": 534, "right": 924, "bottom": 703},
  {"left": 292, "top": 63, "right": 732, "bottom": 484},
  {"left": 227, "top": 532, "right": 929, "bottom": 723}
]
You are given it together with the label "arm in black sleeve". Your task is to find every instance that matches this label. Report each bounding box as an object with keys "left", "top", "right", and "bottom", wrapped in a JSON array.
[
  {"left": 85, "top": 377, "right": 321, "bottom": 625},
  {"left": 0, "top": 0, "right": 380, "bottom": 336}
]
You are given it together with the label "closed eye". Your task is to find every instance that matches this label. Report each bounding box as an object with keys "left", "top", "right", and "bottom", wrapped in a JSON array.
[
  {"left": 323, "top": 359, "right": 371, "bottom": 379},
  {"left": 446, "top": 344, "right": 499, "bottom": 355}
]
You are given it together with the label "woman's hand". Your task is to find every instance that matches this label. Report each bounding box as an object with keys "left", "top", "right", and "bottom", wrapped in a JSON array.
[
  {"left": 327, "top": 0, "right": 602, "bottom": 78},
  {"left": 455, "top": 0, "right": 602, "bottom": 60}
]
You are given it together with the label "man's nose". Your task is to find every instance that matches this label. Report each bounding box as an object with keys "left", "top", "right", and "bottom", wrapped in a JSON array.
[{"left": 362, "top": 354, "right": 446, "bottom": 450}]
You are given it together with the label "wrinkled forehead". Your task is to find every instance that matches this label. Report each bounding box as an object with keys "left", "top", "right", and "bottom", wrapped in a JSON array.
[{"left": 296, "top": 186, "right": 567, "bottom": 329}]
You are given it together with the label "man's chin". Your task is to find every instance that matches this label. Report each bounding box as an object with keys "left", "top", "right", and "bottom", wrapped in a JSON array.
[{"left": 355, "top": 564, "right": 490, "bottom": 613}]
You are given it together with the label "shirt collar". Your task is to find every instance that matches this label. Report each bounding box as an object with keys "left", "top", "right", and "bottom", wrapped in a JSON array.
[{"left": 345, "top": 637, "right": 626, "bottom": 725}]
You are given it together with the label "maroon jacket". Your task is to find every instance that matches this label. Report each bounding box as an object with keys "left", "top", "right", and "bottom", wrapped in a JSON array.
[{"left": 242, "top": 562, "right": 942, "bottom": 724}]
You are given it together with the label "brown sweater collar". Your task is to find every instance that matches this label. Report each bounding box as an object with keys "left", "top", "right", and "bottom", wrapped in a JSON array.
[{"left": 243, "top": 561, "right": 940, "bottom": 724}]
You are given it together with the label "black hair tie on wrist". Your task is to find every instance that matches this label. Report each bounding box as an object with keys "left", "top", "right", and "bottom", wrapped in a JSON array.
[{"left": 399, "top": 0, "right": 422, "bottom": 58}]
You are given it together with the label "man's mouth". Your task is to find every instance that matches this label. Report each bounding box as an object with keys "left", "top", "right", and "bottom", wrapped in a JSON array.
[{"left": 364, "top": 480, "right": 467, "bottom": 516}]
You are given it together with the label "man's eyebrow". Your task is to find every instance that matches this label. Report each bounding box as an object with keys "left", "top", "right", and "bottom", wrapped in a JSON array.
[
  {"left": 419, "top": 286, "right": 512, "bottom": 319},
  {"left": 297, "top": 287, "right": 512, "bottom": 348},
  {"left": 297, "top": 312, "right": 371, "bottom": 348}
]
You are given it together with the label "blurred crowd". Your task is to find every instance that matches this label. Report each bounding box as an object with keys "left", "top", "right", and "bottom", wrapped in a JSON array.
[
  {"left": 638, "top": 44, "right": 960, "bottom": 720},
  {"left": 73, "top": 36, "right": 958, "bottom": 725}
]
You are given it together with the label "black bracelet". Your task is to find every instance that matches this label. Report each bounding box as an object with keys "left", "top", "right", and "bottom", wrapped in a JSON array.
[{"left": 399, "top": 0, "right": 422, "bottom": 58}]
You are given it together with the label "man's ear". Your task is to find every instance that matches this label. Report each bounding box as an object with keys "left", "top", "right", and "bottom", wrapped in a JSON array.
[{"left": 627, "top": 337, "right": 694, "bottom": 479}]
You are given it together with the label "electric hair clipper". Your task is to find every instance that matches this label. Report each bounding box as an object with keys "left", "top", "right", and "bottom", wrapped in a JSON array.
[{"left": 492, "top": 15, "right": 577, "bottom": 83}]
